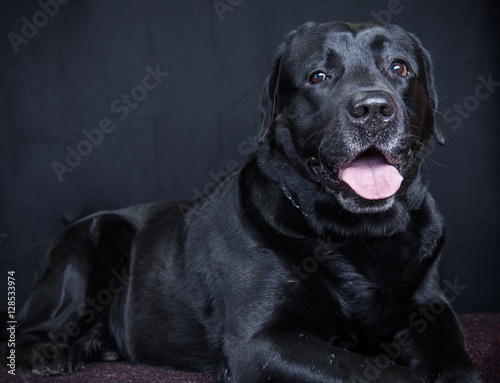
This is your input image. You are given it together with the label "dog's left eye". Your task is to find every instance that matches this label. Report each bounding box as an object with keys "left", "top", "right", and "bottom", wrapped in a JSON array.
[
  {"left": 390, "top": 61, "right": 408, "bottom": 77},
  {"left": 310, "top": 71, "right": 328, "bottom": 84}
]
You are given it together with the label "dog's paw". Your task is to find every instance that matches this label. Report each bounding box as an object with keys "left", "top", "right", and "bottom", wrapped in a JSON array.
[
  {"left": 23, "top": 342, "right": 80, "bottom": 376},
  {"left": 434, "top": 367, "right": 482, "bottom": 383},
  {"left": 352, "top": 361, "right": 423, "bottom": 383},
  {"left": 380, "top": 363, "right": 424, "bottom": 383}
]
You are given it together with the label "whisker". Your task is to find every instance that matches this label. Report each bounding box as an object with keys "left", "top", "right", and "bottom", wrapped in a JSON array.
[
  {"left": 407, "top": 132, "right": 451, "bottom": 169},
  {"left": 304, "top": 130, "right": 322, "bottom": 145},
  {"left": 317, "top": 135, "right": 329, "bottom": 166},
  {"left": 422, "top": 156, "right": 451, "bottom": 169},
  {"left": 433, "top": 109, "right": 447, "bottom": 119}
]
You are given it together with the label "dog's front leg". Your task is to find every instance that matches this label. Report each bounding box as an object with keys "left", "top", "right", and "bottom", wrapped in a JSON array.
[
  {"left": 396, "top": 302, "right": 481, "bottom": 383},
  {"left": 219, "top": 324, "right": 422, "bottom": 383}
]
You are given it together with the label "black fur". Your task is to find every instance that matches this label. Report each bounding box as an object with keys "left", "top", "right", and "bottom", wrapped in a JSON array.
[{"left": 13, "top": 22, "right": 480, "bottom": 382}]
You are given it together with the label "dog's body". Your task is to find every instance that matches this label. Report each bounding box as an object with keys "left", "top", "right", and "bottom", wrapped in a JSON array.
[{"left": 14, "top": 22, "right": 481, "bottom": 382}]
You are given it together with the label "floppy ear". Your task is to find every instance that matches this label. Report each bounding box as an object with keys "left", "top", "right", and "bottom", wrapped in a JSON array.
[
  {"left": 423, "top": 51, "right": 446, "bottom": 146},
  {"left": 258, "top": 23, "right": 316, "bottom": 143},
  {"left": 258, "top": 53, "right": 282, "bottom": 144},
  {"left": 410, "top": 33, "right": 445, "bottom": 146},
  {"left": 258, "top": 35, "right": 291, "bottom": 144}
]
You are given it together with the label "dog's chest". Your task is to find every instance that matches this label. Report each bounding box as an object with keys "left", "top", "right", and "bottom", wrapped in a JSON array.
[{"left": 296, "top": 237, "right": 420, "bottom": 343}]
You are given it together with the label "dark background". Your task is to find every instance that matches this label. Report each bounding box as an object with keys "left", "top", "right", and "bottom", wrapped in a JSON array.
[{"left": 1, "top": 0, "right": 499, "bottom": 314}]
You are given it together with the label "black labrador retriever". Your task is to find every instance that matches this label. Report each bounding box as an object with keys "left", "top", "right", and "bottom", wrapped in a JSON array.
[{"left": 14, "top": 21, "right": 481, "bottom": 382}]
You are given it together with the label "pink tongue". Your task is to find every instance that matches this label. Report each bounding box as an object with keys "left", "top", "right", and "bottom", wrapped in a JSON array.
[{"left": 339, "top": 154, "right": 403, "bottom": 200}]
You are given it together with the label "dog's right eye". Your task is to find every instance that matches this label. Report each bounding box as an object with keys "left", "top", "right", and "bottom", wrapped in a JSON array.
[
  {"left": 390, "top": 61, "right": 409, "bottom": 77},
  {"left": 310, "top": 71, "right": 328, "bottom": 84}
]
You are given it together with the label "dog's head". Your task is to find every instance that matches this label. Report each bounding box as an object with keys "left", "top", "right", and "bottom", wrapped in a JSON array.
[{"left": 258, "top": 21, "right": 443, "bottom": 217}]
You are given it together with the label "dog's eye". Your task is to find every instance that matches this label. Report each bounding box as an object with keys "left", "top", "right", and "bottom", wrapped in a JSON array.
[
  {"left": 310, "top": 71, "right": 328, "bottom": 84},
  {"left": 390, "top": 61, "right": 408, "bottom": 77}
]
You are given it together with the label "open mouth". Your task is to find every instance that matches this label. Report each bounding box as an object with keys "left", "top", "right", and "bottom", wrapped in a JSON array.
[{"left": 309, "top": 149, "right": 403, "bottom": 201}]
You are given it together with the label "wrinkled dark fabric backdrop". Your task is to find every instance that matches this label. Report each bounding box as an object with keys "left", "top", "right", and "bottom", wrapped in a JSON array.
[{"left": 1, "top": 0, "right": 499, "bottom": 313}]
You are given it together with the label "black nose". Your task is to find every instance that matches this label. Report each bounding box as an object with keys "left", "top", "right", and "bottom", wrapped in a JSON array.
[{"left": 348, "top": 91, "right": 396, "bottom": 125}]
